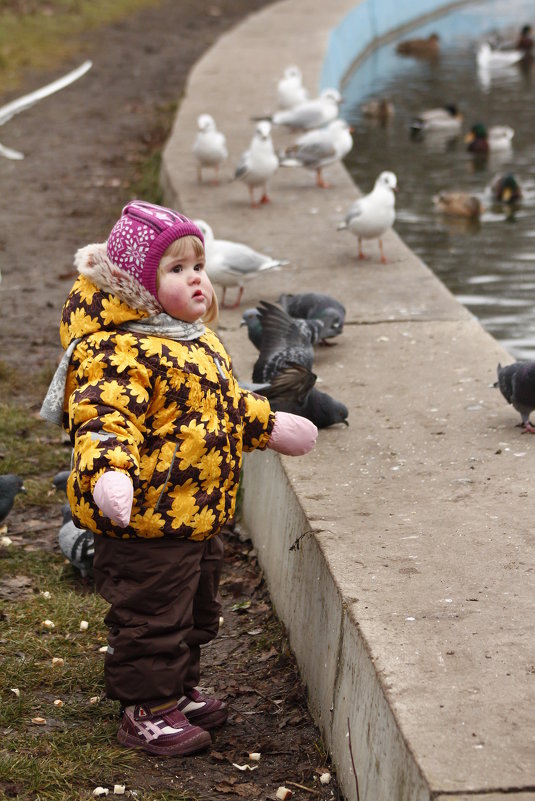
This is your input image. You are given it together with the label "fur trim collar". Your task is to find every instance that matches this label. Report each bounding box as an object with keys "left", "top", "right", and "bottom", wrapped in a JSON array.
[{"left": 74, "top": 242, "right": 163, "bottom": 315}]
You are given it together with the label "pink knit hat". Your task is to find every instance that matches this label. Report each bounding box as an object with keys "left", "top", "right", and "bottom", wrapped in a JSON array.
[{"left": 106, "top": 200, "right": 205, "bottom": 301}]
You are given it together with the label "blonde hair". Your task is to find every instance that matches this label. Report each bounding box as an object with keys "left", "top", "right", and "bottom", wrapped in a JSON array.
[{"left": 157, "top": 235, "right": 219, "bottom": 327}]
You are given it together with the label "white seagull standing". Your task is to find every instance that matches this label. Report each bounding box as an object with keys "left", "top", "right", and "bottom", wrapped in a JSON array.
[
  {"left": 279, "top": 118, "right": 353, "bottom": 188},
  {"left": 270, "top": 88, "right": 342, "bottom": 131},
  {"left": 234, "top": 120, "right": 279, "bottom": 207},
  {"left": 337, "top": 171, "right": 398, "bottom": 264},
  {"left": 276, "top": 65, "right": 309, "bottom": 109},
  {"left": 194, "top": 219, "right": 288, "bottom": 308},
  {"left": 192, "top": 113, "right": 228, "bottom": 184}
]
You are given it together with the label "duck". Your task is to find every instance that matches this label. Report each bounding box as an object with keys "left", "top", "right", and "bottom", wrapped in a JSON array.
[
  {"left": 410, "top": 104, "right": 463, "bottom": 136},
  {"left": 360, "top": 97, "right": 395, "bottom": 123},
  {"left": 516, "top": 24, "right": 533, "bottom": 56},
  {"left": 476, "top": 41, "right": 524, "bottom": 69},
  {"left": 490, "top": 172, "right": 523, "bottom": 204},
  {"left": 396, "top": 33, "right": 440, "bottom": 57},
  {"left": 278, "top": 118, "right": 354, "bottom": 188},
  {"left": 465, "top": 123, "right": 514, "bottom": 155},
  {"left": 433, "top": 191, "right": 484, "bottom": 218}
]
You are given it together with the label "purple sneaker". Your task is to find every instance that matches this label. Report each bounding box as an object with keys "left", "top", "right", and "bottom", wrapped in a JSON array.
[
  {"left": 117, "top": 701, "right": 211, "bottom": 756},
  {"left": 177, "top": 688, "right": 228, "bottom": 729}
]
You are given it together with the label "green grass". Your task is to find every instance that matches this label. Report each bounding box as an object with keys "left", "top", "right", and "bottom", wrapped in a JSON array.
[{"left": 0, "top": 0, "right": 163, "bottom": 95}]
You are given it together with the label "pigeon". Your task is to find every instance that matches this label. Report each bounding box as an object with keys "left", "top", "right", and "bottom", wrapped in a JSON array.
[
  {"left": 277, "top": 65, "right": 309, "bottom": 110},
  {"left": 495, "top": 361, "right": 535, "bottom": 432},
  {"left": 278, "top": 118, "right": 354, "bottom": 188},
  {"left": 278, "top": 292, "right": 346, "bottom": 341},
  {"left": 268, "top": 88, "right": 342, "bottom": 131},
  {"left": 0, "top": 474, "right": 25, "bottom": 527},
  {"left": 410, "top": 104, "right": 463, "bottom": 137},
  {"left": 241, "top": 302, "right": 328, "bottom": 351},
  {"left": 192, "top": 113, "right": 228, "bottom": 184},
  {"left": 58, "top": 503, "right": 95, "bottom": 578},
  {"left": 194, "top": 219, "right": 288, "bottom": 308},
  {"left": 465, "top": 123, "right": 514, "bottom": 155},
  {"left": 252, "top": 301, "right": 319, "bottom": 384},
  {"left": 234, "top": 120, "right": 279, "bottom": 207},
  {"left": 337, "top": 171, "right": 398, "bottom": 263},
  {"left": 253, "top": 364, "right": 349, "bottom": 428}
]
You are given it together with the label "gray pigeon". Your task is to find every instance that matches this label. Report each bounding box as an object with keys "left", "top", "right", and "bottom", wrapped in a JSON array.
[
  {"left": 58, "top": 503, "right": 94, "bottom": 578},
  {"left": 495, "top": 361, "right": 535, "bottom": 432},
  {"left": 0, "top": 474, "right": 25, "bottom": 525},
  {"left": 278, "top": 292, "right": 346, "bottom": 341},
  {"left": 254, "top": 363, "right": 349, "bottom": 428},
  {"left": 252, "top": 301, "right": 319, "bottom": 383},
  {"left": 242, "top": 302, "right": 326, "bottom": 352}
]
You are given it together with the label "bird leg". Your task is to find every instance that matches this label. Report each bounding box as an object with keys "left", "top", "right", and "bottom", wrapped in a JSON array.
[
  {"left": 220, "top": 286, "right": 244, "bottom": 309},
  {"left": 378, "top": 238, "right": 387, "bottom": 264},
  {"left": 211, "top": 165, "right": 220, "bottom": 186},
  {"left": 197, "top": 166, "right": 203, "bottom": 183},
  {"left": 521, "top": 420, "right": 535, "bottom": 433},
  {"left": 358, "top": 237, "right": 366, "bottom": 260},
  {"left": 230, "top": 286, "right": 245, "bottom": 308},
  {"left": 259, "top": 191, "right": 271, "bottom": 204},
  {"left": 316, "top": 168, "right": 331, "bottom": 189},
  {"left": 249, "top": 186, "right": 259, "bottom": 208}
]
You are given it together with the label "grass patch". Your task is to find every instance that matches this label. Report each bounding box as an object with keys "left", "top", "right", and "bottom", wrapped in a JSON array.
[{"left": 0, "top": 0, "right": 162, "bottom": 95}]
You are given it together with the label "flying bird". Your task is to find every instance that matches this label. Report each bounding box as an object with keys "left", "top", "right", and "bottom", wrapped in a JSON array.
[
  {"left": 253, "top": 364, "right": 349, "bottom": 428},
  {"left": 267, "top": 88, "right": 342, "bottom": 131},
  {"left": 194, "top": 219, "right": 288, "bottom": 308},
  {"left": 277, "top": 65, "right": 309, "bottom": 109},
  {"left": 252, "top": 301, "right": 318, "bottom": 384},
  {"left": 495, "top": 361, "right": 535, "bottom": 432},
  {"left": 278, "top": 118, "right": 354, "bottom": 188},
  {"left": 241, "top": 301, "right": 332, "bottom": 350},
  {"left": 278, "top": 292, "right": 346, "bottom": 341},
  {"left": 337, "top": 171, "right": 398, "bottom": 263},
  {"left": 192, "top": 113, "right": 228, "bottom": 184},
  {"left": 234, "top": 120, "right": 279, "bottom": 207},
  {"left": 0, "top": 474, "right": 25, "bottom": 528}
]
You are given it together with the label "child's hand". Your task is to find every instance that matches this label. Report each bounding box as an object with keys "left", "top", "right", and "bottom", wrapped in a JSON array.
[
  {"left": 93, "top": 471, "right": 133, "bottom": 528},
  {"left": 267, "top": 411, "right": 318, "bottom": 456}
]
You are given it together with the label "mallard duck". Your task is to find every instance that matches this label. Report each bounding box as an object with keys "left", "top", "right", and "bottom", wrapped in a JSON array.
[
  {"left": 361, "top": 97, "right": 395, "bottom": 123},
  {"left": 516, "top": 24, "right": 533, "bottom": 55},
  {"left": 491, "top": 173, "right": 523, "bottom": 204},
  {"left": 396, "top": 33, "right": 439, "bottom": 57},
  {"left": 410, "top": 104, "right": 462, "bottom": 135},
  {"left": 433, "top": 191, "right": 484, "bottom": 218},
  {"left": 465, "top": 123, "right": 514, "bottom": 155},
  {"left": 476, "top": 42, "right": 524, "bottom": 68}
]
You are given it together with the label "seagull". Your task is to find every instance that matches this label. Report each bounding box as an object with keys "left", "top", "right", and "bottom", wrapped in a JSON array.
[
  {"left": 278, "top": 292, "right": 345, "bottom": 341},
  {"left": 194, "top": 219, "right": 288, "bottom": 308},
  {"left": 0, "top": 474, "right": 25, "bottom": 529},
  {"left": 192, "top": 113, "right": 228, "bottom": 184},
  {"left": 0, "top": 60, "right": 92, "bottom": 160},
  {"left": 269, "top": 88, "right": 342, "bottom": 131},
  {"left": 476, "top": 42, "right": 524, "bottom": 69},
  {"left": 337, "top": 171, "right": 398, "bottom": 263},
  {"left": 410, "top": 104, "right": 463, "bottom": 136},
  {"left": 252, "top": 364, "right": 349, "bottom": 428},
  {"left": 495, "top": 361, "right": 535, "bottom": 432},
  {"left": 252, "top": 301, "right": 318, "bottom": 383},
  {"left": 234, "top": 120, "right": 279, "bottom": 207},
  {"left": 278, "top": 119, "right": 354, "bottom": 188},
  {"left": 277, "top": 65, "right": 309, "bottom": 110}
]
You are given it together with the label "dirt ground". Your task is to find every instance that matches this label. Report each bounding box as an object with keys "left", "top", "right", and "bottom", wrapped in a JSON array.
[{"left": 0, "top": 1, "right": 342, "bottom": 798}]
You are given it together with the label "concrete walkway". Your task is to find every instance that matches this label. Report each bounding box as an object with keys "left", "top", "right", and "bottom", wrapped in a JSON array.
[{"left": 161, "top": 2, "right": 535, "bottom": 799}]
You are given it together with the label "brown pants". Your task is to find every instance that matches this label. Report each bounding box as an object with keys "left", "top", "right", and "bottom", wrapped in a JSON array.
[{"left": 93, "top": 534, "right": 224, "bottom": 705}]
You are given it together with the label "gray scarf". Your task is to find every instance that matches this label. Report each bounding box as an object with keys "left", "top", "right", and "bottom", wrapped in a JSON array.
[{"left": 40, "top": 314, "right": 205, "bottom": 427}]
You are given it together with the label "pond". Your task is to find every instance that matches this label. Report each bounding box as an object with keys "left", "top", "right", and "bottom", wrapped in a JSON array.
[{"left": 341, "top": 0, "right": 535, "bottom": 359}]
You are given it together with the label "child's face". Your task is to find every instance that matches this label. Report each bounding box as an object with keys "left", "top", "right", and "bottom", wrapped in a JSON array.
[{"left": 157, "top": 239, "right": 214, "bottom": 322}]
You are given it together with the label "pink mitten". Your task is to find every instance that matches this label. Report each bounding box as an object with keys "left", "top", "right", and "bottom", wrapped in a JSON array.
[
  {"left": 267, "top": 411, "right": 318, "bottom": 456},
  {"left": 93, "top": 471, "right": 133, "bottom": 528}
]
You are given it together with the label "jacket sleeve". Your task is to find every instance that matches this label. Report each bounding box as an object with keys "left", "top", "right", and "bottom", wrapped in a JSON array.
[
  {"left": 236, "top": 384, "right": 276, "bottom": 452},
  {"left": 66, "top": 333, "right": 152, "bottom": 496}
]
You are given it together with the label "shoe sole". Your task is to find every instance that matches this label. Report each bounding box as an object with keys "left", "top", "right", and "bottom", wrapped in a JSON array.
[
  {"left": 186, "top": 708, "right": 228, "bottom": 730},
  {"left": 117, "top": 727, "right": 212, "bottom": 756}
]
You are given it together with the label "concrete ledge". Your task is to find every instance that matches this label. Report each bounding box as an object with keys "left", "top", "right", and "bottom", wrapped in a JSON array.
[{"left": 161, "top": 1, "right": 535, "bottom": 799}]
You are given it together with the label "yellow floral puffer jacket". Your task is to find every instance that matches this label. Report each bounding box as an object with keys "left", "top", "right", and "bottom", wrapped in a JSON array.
[{"left": 60, "top": 244, "right": 275, "bottom": 541}]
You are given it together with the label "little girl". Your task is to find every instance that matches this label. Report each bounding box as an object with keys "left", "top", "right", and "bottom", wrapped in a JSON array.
[{"left": 41, "top": 200, "right": 317, "bottom": 757}]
